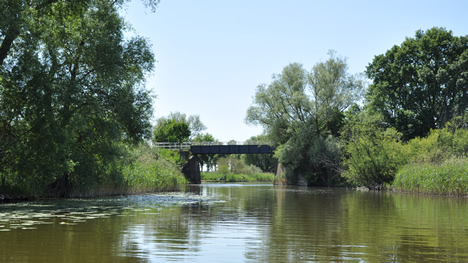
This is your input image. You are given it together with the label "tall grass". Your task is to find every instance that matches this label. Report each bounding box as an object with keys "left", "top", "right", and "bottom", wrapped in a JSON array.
[
  {"left": 121, "top": 161, "right": 187, "bottom": 193},
  {"left": 393, "top": 157, "right": 468, "bottom": 195},
  {"left": 119, "top": 145, "right": 188, "bottom": 194},
  {"left": 201, "top": 172, "right": 275, "bottom": 182},
  {"left": 69, "top": 145, "right": 188, "bottom": 197}
]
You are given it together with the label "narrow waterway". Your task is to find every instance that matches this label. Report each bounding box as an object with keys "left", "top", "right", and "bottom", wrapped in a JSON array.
[{"left": 1, "top": 184, "right": 468, "bottom": 262}]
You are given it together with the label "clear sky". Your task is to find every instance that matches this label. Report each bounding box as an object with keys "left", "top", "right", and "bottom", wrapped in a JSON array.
[{"left": 122, "top": 0, "right": 468, "bottom": 142}]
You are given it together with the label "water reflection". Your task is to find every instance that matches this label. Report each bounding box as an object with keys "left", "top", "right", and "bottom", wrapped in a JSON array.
[{"left": 1, "top": 184, "right": 468, "bottom": 262}]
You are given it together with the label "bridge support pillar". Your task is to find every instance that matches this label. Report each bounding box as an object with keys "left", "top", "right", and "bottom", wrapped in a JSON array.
[
  {"left": 182, "top": 155, "right": 201, "bottom": 184},
  {"left": 275, "top": 161, "right": 285, "bottom": 185}
]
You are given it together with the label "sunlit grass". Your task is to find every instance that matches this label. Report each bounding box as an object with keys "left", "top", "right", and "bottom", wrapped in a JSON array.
[
  {"left": 69, "top": 146, "right": 188, "bottom": 197},
  {"left": 201, "top": 172, "right": 275, "bottom": 182},
  {"left": 393, "top": 157, "right": 468, "bottom": 195}
]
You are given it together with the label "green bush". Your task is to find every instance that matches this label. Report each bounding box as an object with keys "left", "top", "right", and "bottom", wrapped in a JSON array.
[
  {"left": 217, "top": 156, "right": 263, "bottom": 175},
  {"left": 391, "top": 117, "right": 468, "bottom": 195},
  {"left": 277, "top": 127, "right": 344, "bottom": 186},
  {"left": 342, "top": 124, "right": 408, "bottom": 188}
]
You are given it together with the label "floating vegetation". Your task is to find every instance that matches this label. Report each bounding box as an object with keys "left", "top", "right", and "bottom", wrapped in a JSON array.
[{"left": 0, "top": 192, "right": 218, "bottom": 232}]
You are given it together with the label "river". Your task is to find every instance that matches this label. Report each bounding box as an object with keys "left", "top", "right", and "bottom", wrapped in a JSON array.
[{"left": 1, "top": 183, "right": 468, "bottom": 262}]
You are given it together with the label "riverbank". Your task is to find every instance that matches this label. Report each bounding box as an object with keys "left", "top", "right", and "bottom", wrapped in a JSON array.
[
  {"left": 201, "top": 172, "right": 275, "bottom": 183},
  {"left": 0, "top": 145, "right": 188, "bottom": 199}
]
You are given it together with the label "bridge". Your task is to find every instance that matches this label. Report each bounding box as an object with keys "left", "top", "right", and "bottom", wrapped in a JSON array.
[
  {"left": 155, "top": 142, "right": 276, "bottom": 155},
  {"left": 155, "top": 142, "right": 277, "bottom": 184}
]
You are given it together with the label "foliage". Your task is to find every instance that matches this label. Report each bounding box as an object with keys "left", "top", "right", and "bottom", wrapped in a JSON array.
[
  {"left": 405, "top": 129, "right": 454, "bottom": 164},
  {"left": 155, "top": 112, "right": 206, "bottom": 140},
  {"left": 342, "top": 112, "right": 408, "bottom": 188},
  {"left": 246, "top": 51, "right": 363, "bottom": 185},
  {"left": 156, "top": 148, "right": 187, "bottom": 167},
  {"left": 393, "top": 157, "right": 468, "bottom": 195},
  {"left": 402, "top": 115, "right": 468, "bottom": 164},
  {"left": 246, "top": 51, "right": 364, "bottom": 144},
  {"left": 366, "top": 27, "right": 468, "bottom": 141},
  {"left": 392, "top": 116, "right": 468, "bottom": 194},
  {"left": 119, "top": 144, "right": 187, "bottom": 194},
  {"left": 277, "top": 126, "right": 344, "bottom": 186},
  {"left": 0, "top": 0, "right": 157, "bottom": 197},
  {"left": 201, "top": 172, "right": 275, "bottom": 182},
  {"left": 308, "top": 51, "right": 365, "bottom": 137},
  {"left": 218, "top": 164, "right": 230, "bottom": 176},
  {"left": 217, "top": 155, "right": 263, "bottom": 175},
  {"left": 246, "top": 62, "right": 310, "bottom": 144},
  {"left": 243, "top": 135, "right": 277, "bottom": 173},
  {"left": 153, "top": 118, "right": 191, "bottom": 143},
  {"left": 342, "top": 113, "right": 468, "bottom": 190}
]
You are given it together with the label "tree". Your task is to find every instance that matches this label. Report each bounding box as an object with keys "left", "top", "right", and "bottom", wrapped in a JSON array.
[
  {"left": 0, "top": 0, "right": 158, "bottom": 196},
  {"left": 246, "top": 62, "right": 310, "bottom": 144},
  {"left": 155, "top": 112, "right": 207, "bottom": 140},
  {"left": 243, "top": 135, "right": 276, "bottom": 173},
  {"left": 309, "top": 51, "right": 364, "bottom": 137},
  {"left": 366, "top": 27, "right": 468, "bottom": 141},
  {"left": 153, "top": 119, "right": 191, "bottom": 143},
  {"left": 246, "top": 51, "right": 363, "bottom": 144},
  {"left": 246, "top": 51, "right": 363, "bottom": 185}
]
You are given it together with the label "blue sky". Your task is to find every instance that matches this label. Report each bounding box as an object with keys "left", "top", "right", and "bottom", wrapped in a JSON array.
[{"left": 123, "top": 0, "right": 468, "bottom": 142}]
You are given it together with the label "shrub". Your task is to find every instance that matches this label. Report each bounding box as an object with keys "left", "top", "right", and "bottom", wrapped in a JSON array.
[
  {"left": 277, "top": 126, "right": 344, "bottom": 186},
  {"left": 342, "top": 124, "right": 408, "bottom": 188}
]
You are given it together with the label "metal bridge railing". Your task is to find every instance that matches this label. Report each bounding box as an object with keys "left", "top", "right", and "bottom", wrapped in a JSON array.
[
  {"left": 155, "top": 141, "right": 274, "bottom": 150},
  {"left": 154, "top": 142, "right": 192, "bottom": 150}
]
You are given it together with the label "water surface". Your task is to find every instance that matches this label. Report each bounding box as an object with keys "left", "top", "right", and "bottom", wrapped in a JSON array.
[{"left": 1, "top": 184, "right": 468, "bottom": 262}]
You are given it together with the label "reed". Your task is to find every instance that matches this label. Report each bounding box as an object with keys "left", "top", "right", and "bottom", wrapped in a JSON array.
[
  {"left": 201, "top": 172, "right": 275, "bottom": 182},
  {"left": 393, "top": 157, "right": 468, "bottom": 195},
  {"left": 67, "top": 146, "right": 188, "bottom": 197}
]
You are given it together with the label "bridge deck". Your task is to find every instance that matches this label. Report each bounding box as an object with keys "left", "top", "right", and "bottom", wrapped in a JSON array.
[
  {"left": 155, "top": 142, "right": 275, "bottom": 155},
  {"left": 191, "top": 145, "right": 275, "bottom": 155}
]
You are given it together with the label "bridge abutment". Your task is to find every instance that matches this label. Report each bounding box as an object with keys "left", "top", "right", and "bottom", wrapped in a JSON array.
[{"left": 182, "top": 155, "right": 201, "bottom": 184}]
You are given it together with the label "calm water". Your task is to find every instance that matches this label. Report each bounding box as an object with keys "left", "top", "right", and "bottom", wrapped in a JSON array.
[{"left": 1, "top": 184, "right": 468, "bottom": 262}]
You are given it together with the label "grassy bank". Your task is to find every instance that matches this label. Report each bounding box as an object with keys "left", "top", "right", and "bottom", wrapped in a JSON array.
[
  {"left": 69, "top": 146, "right": 188, "bottom": 197},
  {"left": 392, "top": 158, "right": 468, "bottom": 195},
  {"left": 201, "top": 172, "right": 275, "bottom": 183},
  {"left": 0, "top": 144, "right": 188, "bottom": 199}
]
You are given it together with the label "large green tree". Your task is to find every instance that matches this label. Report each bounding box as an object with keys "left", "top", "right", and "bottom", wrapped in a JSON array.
[
  {"left": 366, "top": 27, "right": 468, "bottom": 141},
  {"left": 246, "top": 51, "right": 363, "bottom": 185},
  {"left": 246, "top": 51, "right": 363, "bottom": 144},
  {"left": 0, "top": 0, "right": 158, "bottom": 196},
  {"left": 155, "top": 112, "right": 207, "bottom": 140},
  {"left": 153, "top": 119, "right": 191, "bottom": 143}
]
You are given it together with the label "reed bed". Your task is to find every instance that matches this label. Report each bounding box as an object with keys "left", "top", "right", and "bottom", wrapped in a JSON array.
[
  {"left": 393, "top": 158, "right": 468, "bottom": 195},
  {"left": 201, "top": 172, "right": 275, "bottom": 182}
]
